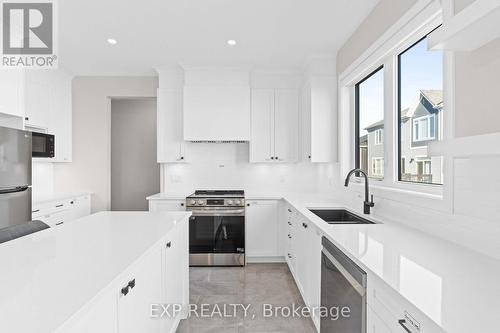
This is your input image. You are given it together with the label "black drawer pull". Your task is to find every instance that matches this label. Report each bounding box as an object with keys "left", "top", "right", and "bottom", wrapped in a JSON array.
[
  {"left": 287, "top": 221, "right": 292, "bottom": 226},
  {"left": 288, "top": 234, "right": 292, "bottom": 239},
  {"left": 55, "top": 222, "right": 64, "bottom": 226},
  {"left": 55, "top": 204, "right": 64, "bottom": 208},
  {"left": 32, "top": 209, "right": 40, "bottom": 213},
  {"left": 128, "top": 279, "right": 136, "bottom": 289},
  {"left": 398, "top": 320, "right": 412, "bottom": 333},
  {"left": 287, "top": 209, "right": 292, "bottom": 213},
  {"left": 302, "top": 223, "right": 308, "bottom": 228},
  {"left": 166, "top": 241, "right": 172, "bottom": 248},
  {"left": 121, "top": 286, "right": 129, "bottom": 296},
  {"left": 287, "top": 253, "right": 292, "bottom": 259}
]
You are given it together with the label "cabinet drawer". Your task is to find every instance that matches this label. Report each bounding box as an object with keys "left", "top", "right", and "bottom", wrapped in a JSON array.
[
  {"left": 368, "top": 276, "right": 445, "bottom": 333},
  {"left": 148, "top": 200, "right": 185, "bottom": 212}
]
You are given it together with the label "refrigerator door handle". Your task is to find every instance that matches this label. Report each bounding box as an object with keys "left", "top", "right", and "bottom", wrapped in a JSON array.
[{"left": 0, "top": 186, "right": 29, "bottom": 195}]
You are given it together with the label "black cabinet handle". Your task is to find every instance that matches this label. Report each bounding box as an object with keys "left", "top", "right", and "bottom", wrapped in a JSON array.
[
  {"left": 308, "top": 155, "right": 311, "bottom": 159},
  {"left": 180, "top": 156, "right": 184, "bottom": 160},
  {"left": 287, "top": 208, "right": 292, "bottom": 213},
  {"left": 55, "top": 222, "right": 64, "bottom": 226},
  {"left": 55, "top": 204, "right": 64, "bottom": 208},
  {"left": 398, "top": 320, "right": 412, "bottom": 333},
  {"left": 128, "top": 279, "right": 136, "bottom": 289},
  {"left": 246, "top": 203, "right": 250, "bottom": 207},
  {"left": 287, "top": 221, "right": 292, "bottom": 226},
  {"left": 70, "top": 201, "right": 74, "bottom": 204},
  {"left": 32, "top": 209, "right": 40, "bottom": 213},
  {"left": 181, "top": 203, "right": 184, "bottom": 206},
  {"left": 270, "top": 157, "right": 274, "bottom": 160},
  {"left": 302, "top": 222, "right": 308, "bottom": 228},
  {"left": 275, "top": 156, "right": 278, "bottom": 160},
  {"left": 288, "top": 234, "right": 292, "bottom": 239},
  {"left": 25, "top": 117, "right": 29, "bottom": 121},
  {"left": 121, "top": 286, "right": 129, "bottom": 296},
  {"left": 166, "top": 241, "right": 172, "bottom": 248}
]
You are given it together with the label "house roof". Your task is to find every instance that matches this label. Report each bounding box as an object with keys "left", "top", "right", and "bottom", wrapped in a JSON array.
[
  {"left": 364, "top": 89, "right": 442, "bottom": 131},
  {"left": 420, "top": 89, "right": 443, "bottom": 108}
]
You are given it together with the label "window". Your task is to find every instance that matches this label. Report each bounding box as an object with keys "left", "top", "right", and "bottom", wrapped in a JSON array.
[
  {"left": 398, "top": 34, "right": 443, "bottom": 185},
  {"left": 371, "top": 158, "right": 384, "bottom": 177},
  {"left": 374, "top": 129, "right": 383, "bottom": 145},
  {"left": 355, "top": 66, "right": 384, "bottom": 179},
  {"left": 413, "top": 114, "right": 436, "bottom": 141}
]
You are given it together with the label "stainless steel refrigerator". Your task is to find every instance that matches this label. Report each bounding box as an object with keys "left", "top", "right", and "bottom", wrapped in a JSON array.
[{"left": 0, "top": 126, "right": 48, "bottom": 243}]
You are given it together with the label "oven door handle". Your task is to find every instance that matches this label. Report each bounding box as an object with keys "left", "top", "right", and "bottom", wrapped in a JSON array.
[{"left": 190, "top": 209, "right": 245, "bottom": 217}]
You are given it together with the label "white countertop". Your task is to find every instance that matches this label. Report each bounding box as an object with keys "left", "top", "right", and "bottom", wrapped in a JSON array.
[
  {"left": 146, "top": 191, "right": 500, "bottom": 332},
  {"left": 33, "top": 191, "right": 92, "bottom": 205},
  {"left": 146, "top": 192, "right": 190, "bottom": 200},
  {"left": 283, "top": 195, "right": 500, "bottom": 333},
  {"left": 0, "top": 211, "right": 191, "bottom": 333}
]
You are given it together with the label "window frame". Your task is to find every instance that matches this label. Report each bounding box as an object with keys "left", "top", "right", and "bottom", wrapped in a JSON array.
[
  {"left": 371, "top": 157, "right": 384, "bottom": 177},
  {"left": 397, "top": 28, "right": 442, "bottom": 185},
  {"left": 374, "top": 129, "right": 383, "bottom": 145},
  {"left": 412, "top": 114, "right": 436, "bottom": 142},
  {"left": 354, "top": 65, "right": 384, "bottom": 174}
]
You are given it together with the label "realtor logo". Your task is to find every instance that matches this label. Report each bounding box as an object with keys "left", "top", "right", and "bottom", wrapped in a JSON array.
[{"left": 1, "top": 1, "right": 57, "bottom": 68}]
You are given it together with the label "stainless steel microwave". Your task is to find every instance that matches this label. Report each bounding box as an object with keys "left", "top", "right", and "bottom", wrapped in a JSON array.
[{"left": 32, "top": 132, "right": 55, "bottom": 158}]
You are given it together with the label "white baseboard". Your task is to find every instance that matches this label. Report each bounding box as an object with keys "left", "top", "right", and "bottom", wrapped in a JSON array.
[{"left": 246, "top": 256, "right": 286, "bottom": 263}]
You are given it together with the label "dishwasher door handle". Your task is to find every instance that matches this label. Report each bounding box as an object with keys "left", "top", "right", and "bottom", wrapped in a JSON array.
[{"left": 322, "top": 248, "right": 366, "bottom": 297}]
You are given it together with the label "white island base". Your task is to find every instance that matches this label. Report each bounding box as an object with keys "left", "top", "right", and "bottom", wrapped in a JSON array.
[{"left": 0, "top": 211, "right": 191, "bottom": 333}]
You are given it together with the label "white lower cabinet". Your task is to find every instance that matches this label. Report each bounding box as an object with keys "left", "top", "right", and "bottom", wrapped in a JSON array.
[
  {"left": 284, "top": 205, "right": 321, "bottom": 331},
  {"left": 58, "top": 221, "right": 188, "bottom": 333},
  {"left": 118, "top": 246, "right": 163, "bottom": 333},
  {"left": 148, "top": 199, "right": 186, "bottom": 212},
  {"left": 33, "top": 194, "right": 91, "bottom": 227},
  {"left": 246, "top": 200, "right": 279, "bottom": 259}
]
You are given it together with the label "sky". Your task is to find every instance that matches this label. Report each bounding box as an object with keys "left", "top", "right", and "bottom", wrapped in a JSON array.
[{"left": 358, "top": 37, "right": 443, "bottom": 136}]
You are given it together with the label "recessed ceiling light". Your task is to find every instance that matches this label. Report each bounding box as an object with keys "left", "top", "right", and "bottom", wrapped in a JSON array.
[
  {"left": 226, "top": 39, "right": 237, "bottom": 46},
  {"left": 107, "top": 38, "right": 118, "bottom": 45}
]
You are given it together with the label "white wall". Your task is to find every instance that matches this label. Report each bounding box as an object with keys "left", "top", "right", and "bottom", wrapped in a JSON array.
[
  {"left": 54, "top": 77, "right": 158, "bottom": 212},
  {"left": 335, "top": 0, "right": 500, "bottom": 259},
  {"left": 32, "top": 162, "right": 54, "bottom": 197},
  {"left": 161, "top": 143, "right": 337, "bottom": 194}
]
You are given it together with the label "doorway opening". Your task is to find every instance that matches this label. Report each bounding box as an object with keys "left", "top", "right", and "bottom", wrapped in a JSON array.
[{"left": 111, "top": 98, "right": 159, "bottom": 211}]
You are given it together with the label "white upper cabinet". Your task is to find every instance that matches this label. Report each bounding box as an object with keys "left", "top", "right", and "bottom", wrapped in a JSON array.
[
  {"left": 0, "top": 70, "right": 25, "bottom": 118},
  {"left": 250, "top": 89, "right": 299, "bottom": 163},
  {"left": 0, "top": 69, "right": 73, "bottom": 162},
  {"left": 301, "top": 75, "right": 337, "bottom": 163},
  {"left": 157, "top": 88, "right": 188, "bottom": 163},
  {"left": 183, "top": 69, "right": 250, "bottom": 141}
]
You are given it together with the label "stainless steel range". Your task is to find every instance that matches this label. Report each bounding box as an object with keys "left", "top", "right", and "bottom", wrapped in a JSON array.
[{"left": 186, "top": 190, "right": 245, "bottom": 266}]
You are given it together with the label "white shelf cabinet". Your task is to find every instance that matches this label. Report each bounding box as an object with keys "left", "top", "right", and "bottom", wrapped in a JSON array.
[
  {"left": 0, "top": 70, "right": 25, "bottom": 118},
  {"left": 301, "top": 76, "right": 337, "bottom": 163},
  {"left": 157, "top": 88, "right": 189, "bottom": 163},
  {"left": 250, "top": 89, "right": 299, "bottom": 163},
  {"left": 246, "top": 200, "right": 280, "bottom": 260}
]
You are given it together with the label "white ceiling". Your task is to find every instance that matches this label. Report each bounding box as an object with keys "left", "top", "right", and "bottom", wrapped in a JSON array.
[{"left": 58, "top": 0, "right": 379, "bottom": 76}]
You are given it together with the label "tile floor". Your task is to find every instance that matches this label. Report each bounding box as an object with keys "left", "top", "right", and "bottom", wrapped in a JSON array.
[{"left": 177, "top": 263, "right": 317, "bottom": 333}]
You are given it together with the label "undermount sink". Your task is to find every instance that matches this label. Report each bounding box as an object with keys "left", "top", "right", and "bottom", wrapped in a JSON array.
[{"left": 308, "top": 209, "right": 375, "bottom": 224}]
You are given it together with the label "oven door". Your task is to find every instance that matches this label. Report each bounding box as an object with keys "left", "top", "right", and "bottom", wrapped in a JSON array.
[{"left": 189, "top": 207, "right": 245, "bottom": 254}]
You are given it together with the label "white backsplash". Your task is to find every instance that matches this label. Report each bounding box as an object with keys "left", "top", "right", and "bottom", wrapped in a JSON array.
[
  {"left": 32, "top": 162, "right": 54, "bottom": 198},
  {"left": 161, "top": 143, "right": 338, "bottom": 194}
]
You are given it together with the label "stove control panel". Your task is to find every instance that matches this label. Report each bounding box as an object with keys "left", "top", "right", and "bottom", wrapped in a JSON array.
[{"left": 186, "top": 198, "right": 245, "bottom": 207}]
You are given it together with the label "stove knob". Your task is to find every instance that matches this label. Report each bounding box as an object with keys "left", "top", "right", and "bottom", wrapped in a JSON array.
[
  {"left": 227, "top": 200, "right": 233, "bottom": 205},
  {"left": 197, "top": 200, "right": 204, "bottom": 205},
  {"left": 189, "top": 199, "right": 196, "bottom": 205},
  {"left": 234, "top": 200, "right": 241, "bottom": 205}
]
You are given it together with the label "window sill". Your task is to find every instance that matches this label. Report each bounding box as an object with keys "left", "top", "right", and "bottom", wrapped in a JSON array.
[{"left": 347, "top": 179, "right": 450, "bottom": 213}]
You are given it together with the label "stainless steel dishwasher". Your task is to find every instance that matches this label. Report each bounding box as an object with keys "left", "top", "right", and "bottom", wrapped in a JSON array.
[{"left": 320, "top": 237, "right": 367, "bottom": 333}]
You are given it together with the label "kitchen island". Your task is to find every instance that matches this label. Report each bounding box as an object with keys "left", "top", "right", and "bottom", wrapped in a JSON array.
[{"left": 0, "top": 211, "right": 191, "bottom": 333}]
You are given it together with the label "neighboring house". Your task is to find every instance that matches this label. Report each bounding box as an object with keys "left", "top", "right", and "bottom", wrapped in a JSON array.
[{"left": 364, "top": 90, "right": 443, "bottom": 183}]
